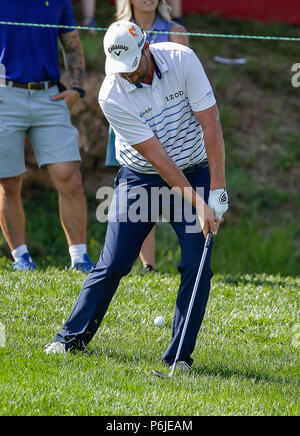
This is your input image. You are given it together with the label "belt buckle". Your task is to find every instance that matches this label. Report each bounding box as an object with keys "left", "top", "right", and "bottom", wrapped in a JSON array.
[{"left": 27, "top": 82, "right": 34, "bottom": 90}]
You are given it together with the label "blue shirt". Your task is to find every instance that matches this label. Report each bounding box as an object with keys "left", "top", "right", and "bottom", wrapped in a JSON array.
[
  {"left": 0, "top": 0, "right": 77, "bottom": 82},
  {"left": 132, "top": 15, "right": 174, "bottom": 44},
  {"left": 145, "top": 15, "right": 174, "bottom": 44}
]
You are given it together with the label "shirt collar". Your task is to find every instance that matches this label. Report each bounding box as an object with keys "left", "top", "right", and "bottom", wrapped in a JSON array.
[{"left": 149, "top": 45, "right": 168, "bottom": 74}]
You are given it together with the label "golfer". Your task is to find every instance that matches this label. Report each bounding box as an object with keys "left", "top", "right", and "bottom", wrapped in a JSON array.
[{"left": 46, "top": 22, "right": 229, "bottom": 371}]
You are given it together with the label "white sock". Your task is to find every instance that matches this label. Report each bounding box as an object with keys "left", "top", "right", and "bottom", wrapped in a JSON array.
[
  {"left": 69, "top": 244, "right": 87, "bottom": 266},
  {"left": 11, "top": 244, "right": 31, "bottom": 261}
]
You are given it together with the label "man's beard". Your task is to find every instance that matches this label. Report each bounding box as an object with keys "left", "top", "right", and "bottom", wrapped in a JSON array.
[{"left": 122, "top": 52, "right": 149, "bottom": 85}]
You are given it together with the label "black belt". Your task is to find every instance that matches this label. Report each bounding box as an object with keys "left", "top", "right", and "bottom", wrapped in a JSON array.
[
  {"left": 5, "top": 80, "right": 57, "bottom": 90},
  {"left": 121, "top": 160, "right": 209, "bottom": 176},
  {"left": 183, "top": 161, "right": 208, "bottom": 173}
]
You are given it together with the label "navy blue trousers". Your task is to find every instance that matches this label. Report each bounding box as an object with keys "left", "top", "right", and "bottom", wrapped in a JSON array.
[{"left": 55, "top": 166, "right": 213, "bottom": 366}]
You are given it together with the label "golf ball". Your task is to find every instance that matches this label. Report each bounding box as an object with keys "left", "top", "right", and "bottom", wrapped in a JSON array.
[{"left": 154, "top": 316, "right": 165, "bottom": 327}]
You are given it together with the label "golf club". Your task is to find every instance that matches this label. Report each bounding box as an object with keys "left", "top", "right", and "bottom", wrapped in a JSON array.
[{"left": 153, "top": 230, "right": 213, "bottom": 378}]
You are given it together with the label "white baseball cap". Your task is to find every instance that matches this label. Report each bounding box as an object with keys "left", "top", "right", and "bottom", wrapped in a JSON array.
[{"left": 103, "top": 21, "right": 146, "bottom": 75}]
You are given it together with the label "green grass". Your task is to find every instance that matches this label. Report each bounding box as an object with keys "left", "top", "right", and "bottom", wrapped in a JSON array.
[
  {"left": 275, "top": 132, "right": 300, "bottom": 171},
  {"left": 0, "top": 270, "right": 299, "bottom": 416}
]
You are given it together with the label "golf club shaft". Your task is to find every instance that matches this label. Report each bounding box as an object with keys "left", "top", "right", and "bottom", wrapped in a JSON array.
[{"left": 170, "top": 231, "right": 213, "bottom": 376}]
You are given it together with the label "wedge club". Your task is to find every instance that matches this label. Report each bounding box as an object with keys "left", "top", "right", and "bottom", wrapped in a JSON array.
[{"left": 153, "top": 230, "right": 213, "bottom": 378}]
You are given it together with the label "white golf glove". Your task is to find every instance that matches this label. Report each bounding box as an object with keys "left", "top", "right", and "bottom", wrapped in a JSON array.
[{"left": 208, "top": 188, "right": 229, "bottom": 220}]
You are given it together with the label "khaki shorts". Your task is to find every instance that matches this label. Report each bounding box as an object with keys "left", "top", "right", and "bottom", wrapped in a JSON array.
[{"left": 0, "top": 83, "right": 80, "bottom": 178}]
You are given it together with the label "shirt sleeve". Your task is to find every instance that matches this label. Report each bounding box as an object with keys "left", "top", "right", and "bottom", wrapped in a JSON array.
[
  {"left": 99, "top": 98, "right": 155, "bottom": 147},
  {"left": 183, "top": 49, "right": 216, "bottom": 112},
  {"left": 59, "top": 0, "right": 77, "bottom": 34}
]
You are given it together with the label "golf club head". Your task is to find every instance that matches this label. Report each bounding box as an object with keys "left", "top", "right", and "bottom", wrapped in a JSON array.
[{"left": 153, "top": 369, "right": 170, "bottom": 378}]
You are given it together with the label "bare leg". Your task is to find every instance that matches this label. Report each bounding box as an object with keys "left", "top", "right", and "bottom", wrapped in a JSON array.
[
  {"left": 81, "top": 0, "right": 96, "bottom": 19},
  {"left": 166, "top": 0, "right": 182, "bottom": 18},
  {"left": 0, "top": 175, "right": 26, "bottom": 251},
  {"left": 47, "top": 162, "right": 87, "bottom": 246},
  {"left": 139, "top": 226, "right": 156, "bottom": 269},
  {"left": 81, "top": 0, "right": 96, "bottom": 24}
]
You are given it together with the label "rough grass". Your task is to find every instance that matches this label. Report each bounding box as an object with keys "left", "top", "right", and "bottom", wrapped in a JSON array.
[{"left": 0, "top": 270, "right": 299, "bottom": 416}]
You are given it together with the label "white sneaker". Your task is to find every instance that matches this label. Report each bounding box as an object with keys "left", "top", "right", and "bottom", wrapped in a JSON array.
[
  {"left": 44, "top": 342, "right": 67, "bottom": 355},
  {"left": 171, "top": 360, "right": 191, "bottom": 372}
]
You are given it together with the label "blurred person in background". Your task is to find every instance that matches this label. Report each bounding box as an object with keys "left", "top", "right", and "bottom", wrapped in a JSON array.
[
  {"left": 0, "top": 0, "right": 94, "bottom": 272},
  {"left": 105, "top": 0, "right": 189, "bottom": 275},
  {"left": 166, "top": 0, "right": 185, "bottom": 26},
  {"left": 80, "top": 0, "right": 99, "bottom": 33}
]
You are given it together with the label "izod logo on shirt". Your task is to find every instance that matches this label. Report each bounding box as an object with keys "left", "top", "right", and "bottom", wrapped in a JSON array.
[
  {"left": 45, "top": 1, "right": 50, "bottom": 6},
  {"left": 165, "top": 90, "right": 184, "bottom": 102}
]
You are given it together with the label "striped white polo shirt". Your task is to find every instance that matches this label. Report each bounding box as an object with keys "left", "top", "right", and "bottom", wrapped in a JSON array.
[{"left": 99, "top": 42, "right": 216, "bottom": 174}]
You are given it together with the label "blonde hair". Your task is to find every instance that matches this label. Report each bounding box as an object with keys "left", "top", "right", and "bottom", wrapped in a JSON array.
[{"left": 116, "top": 0, "right": 172, "bottom": 23}]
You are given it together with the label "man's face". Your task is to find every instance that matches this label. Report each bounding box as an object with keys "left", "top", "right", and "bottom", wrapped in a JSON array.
[{"left": 120, "top": 49, "right": 149, "bottom": 85}]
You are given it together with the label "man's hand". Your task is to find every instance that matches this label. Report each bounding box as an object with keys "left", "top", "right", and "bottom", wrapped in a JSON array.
[
  {"left": 51, "top": 89, "right": 81, "bottom": 109},
  {"left": 208, "top": 188, "right": 229, "bottom": 220},
  {"left": 196, "top": 196, "right": 221, "bottom": 238}
]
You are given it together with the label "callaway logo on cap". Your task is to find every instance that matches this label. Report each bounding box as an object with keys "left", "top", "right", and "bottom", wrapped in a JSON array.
[{"left": 104, "top": 21, "right": 146, "bottom": 75}]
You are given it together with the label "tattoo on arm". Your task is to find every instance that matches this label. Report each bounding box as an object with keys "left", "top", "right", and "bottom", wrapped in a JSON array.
[{"left": 59, "top": 30, "right": 85, "bottom": 87}]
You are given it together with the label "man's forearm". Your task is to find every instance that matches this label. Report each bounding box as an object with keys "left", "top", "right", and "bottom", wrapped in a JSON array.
[
  {"left": 134, "top": 136, "right": 203, "bottom": 210},
  {"left": 133, "top": 135, "right": 218, "bottom": 235},
  {"left": 203, "top": 120, "right": 226, "bottom": 190},
  {"left": 59, "top": 30, "right": 85, "bottom": 87},
  {"left": 195, "top": 105, "right": 226, "bottom": 190}
]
